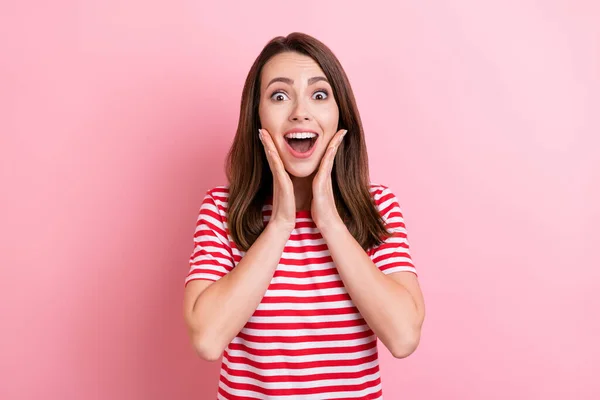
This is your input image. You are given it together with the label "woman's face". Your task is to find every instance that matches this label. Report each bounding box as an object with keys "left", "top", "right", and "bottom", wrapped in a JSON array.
[{"left": 258, "top": 51, "right": 340, "bottom": 178}]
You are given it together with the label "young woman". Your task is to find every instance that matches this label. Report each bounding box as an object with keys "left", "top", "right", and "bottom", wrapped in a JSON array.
[{"left": 183, "top": 32, "right": 425, "bottom": 399}]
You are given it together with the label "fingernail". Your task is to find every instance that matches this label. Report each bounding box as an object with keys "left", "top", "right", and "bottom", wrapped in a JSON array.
[{"left": 258, "top": 129, "right": 262, "bottom": 141}]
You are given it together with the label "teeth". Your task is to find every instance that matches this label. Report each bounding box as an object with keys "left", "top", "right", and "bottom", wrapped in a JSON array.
[{"left": 285, "top": 132, "right": 317, "bottom": 139}]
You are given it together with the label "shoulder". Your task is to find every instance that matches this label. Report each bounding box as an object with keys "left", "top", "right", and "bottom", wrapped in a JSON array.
[
  {"left": 199, "top": 184, "right": 230, "bottom": 216},
  {"left": 369, "top": 182, "right": 404, "bottom": 219},
  {"left": 368, "top": 182, "right": 397, "bottom": 204},
  {"left": 204, "top": 184, "right": 230, "bottom": 204},
  {"left": 205, "top": 184, "right": 230, "bottom": 198}
]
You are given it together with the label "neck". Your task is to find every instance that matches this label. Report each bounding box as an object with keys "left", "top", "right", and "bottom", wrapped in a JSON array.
[{"left": 290, "top": 173, "right": 315, "bottom": 211}]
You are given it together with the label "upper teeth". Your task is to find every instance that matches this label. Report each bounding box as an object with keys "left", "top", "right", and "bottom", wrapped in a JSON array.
[{"left": 285, "top": 132, "right": 317, "bottom": 139}]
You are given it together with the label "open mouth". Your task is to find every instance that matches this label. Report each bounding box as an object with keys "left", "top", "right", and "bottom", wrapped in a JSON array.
[{"left": 285, "top": 137, "right": 318, "bottom": 154}]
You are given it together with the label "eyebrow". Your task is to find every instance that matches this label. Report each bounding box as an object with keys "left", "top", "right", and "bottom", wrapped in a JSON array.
[{"left": 266, "top": 76, "right": 329, "bottom": 89}]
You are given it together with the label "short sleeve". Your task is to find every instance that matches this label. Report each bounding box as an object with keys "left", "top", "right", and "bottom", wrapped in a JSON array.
[
  {"left": 184, "top": 191, "right": 235, "bottom": 287},
  {"left": 369, "top": 185, "right": 418, "bottom": 277}
]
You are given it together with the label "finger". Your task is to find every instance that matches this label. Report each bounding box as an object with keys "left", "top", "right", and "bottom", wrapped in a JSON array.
[
  {"left": 260, "top": 129, "right": 283, "bottom": 167},
  {"left": 259, "top": 129, "right": 277, "bottom": 172},
  {"left": 326, "top": 129, "right": 348, "bottom": 157},
  {"left": 335, "top": 128, "right": 348, "bottom": 146},
  {"left": 322, "top": 129, "right": 347, "bottom": 175},
  {"left": 259, "top": 129, "right": 288, "bottom": 181}
]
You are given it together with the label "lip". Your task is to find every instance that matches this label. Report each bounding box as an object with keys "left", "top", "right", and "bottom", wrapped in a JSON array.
[
  {"left": 283, "top": 128, "right": 320, "bottom": 159},
  {"left": 284, "top": 134, "right": 319, "bottom": 159}
]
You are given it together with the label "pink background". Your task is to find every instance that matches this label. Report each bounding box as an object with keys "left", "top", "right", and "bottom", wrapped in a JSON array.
[{"left": 1, "top": 1, "right": 598, "bottom": 399}]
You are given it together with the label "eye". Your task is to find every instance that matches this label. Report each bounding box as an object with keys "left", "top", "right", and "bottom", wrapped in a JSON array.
[
  {"left": 270, "top": 90, "right": 289, "bottom": 102},
  {"left": 312, "top": 89, "right": 329, "bottom": 100},
  {"left": 269, "top": 89, "right": 330, "bottom": 102}
]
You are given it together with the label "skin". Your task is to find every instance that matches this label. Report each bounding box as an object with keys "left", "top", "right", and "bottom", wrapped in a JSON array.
[{"left": 258, "top": 51, "right": 347, "bottom": 227}]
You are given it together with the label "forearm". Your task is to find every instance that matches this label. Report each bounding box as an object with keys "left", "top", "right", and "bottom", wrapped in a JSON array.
[
  {"left": 190, "top": 221, "right": 292, "bottom": 358},
  {"left": 319, "top": 219, "right": 421, "bottom": 357}
]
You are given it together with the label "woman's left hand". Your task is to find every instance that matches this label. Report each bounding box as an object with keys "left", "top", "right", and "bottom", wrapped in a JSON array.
[{"left": 311, "top": 129, "right": 348, "bottom": 229}]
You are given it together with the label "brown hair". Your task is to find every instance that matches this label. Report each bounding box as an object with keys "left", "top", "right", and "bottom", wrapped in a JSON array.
[{"left": 225, "top": 32, "right": 392, "bottom": 252}]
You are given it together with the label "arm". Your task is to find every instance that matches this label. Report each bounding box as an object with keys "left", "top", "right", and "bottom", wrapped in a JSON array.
[
  {"left": 183, "top": 220, "right": 292, "bottom": 361},
  {"left": 319, "top": 218, "right": 425, "bottom": 358}
]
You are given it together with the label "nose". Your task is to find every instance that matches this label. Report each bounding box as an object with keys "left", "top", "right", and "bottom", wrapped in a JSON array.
[{"left": 288, "top": 98, "right": 312, "bottom": 122}]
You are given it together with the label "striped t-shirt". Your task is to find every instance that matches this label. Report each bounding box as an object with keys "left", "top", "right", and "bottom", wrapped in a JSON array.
[{"left": 186, "top": 183, "right": 417, "bottom": 399}]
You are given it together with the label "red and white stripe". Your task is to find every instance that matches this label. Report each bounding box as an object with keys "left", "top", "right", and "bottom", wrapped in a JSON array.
[{"left": 186, "top": 184, "right": 416, "bottom": 399}]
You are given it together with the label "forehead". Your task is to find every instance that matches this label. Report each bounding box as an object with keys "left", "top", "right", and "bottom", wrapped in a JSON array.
[{"left": 261, "top": 52, "right": 325, "bottom": 83}]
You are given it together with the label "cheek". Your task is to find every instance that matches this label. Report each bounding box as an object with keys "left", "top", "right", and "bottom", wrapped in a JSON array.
[
  {"left": 316, "top": 104, "right": 339, "bottom": 131},
  {"left": 258, "top": 103, "right": 269, "bottom": 126},
  {"left": 259, "top": 104, "right": 286, "bottom": 129}
]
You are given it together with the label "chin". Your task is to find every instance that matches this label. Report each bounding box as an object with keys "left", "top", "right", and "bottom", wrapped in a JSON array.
[
  {"left": 282, "top": 161, "right": 319, "bottom": 178},
  {"left": 285, "top": 165, "right": 318, "bottom": 178}
]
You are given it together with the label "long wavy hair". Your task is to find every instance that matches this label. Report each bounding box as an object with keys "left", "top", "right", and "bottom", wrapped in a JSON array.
[{"left": 225, "top": 32, "right": 392, "bottom": 252}]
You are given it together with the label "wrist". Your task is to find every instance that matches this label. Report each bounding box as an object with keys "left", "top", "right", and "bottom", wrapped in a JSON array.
[
  {"left": 316, "top": 216, "right": 346, "bottom": 236},
  {"left": 267, "top": 219, "right": 295, "bottom": 236}
]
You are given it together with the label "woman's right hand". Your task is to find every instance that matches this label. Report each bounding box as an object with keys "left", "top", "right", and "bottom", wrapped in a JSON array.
[{"left": 258, "top": 128, "right": 296, "bottom": 232}]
